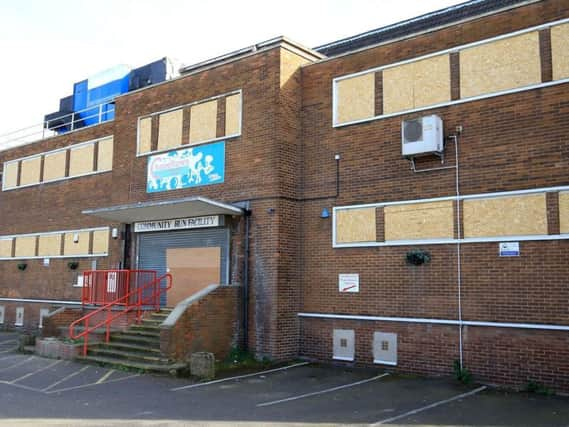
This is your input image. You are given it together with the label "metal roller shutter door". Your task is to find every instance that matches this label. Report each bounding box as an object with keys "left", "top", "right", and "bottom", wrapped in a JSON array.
[{"left": 137, "top": 228, "right": 230, "bottom": 306}]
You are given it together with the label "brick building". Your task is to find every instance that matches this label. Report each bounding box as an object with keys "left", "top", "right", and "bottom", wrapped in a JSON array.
[{"left": 1, "top": 0, "right": 569, "bottom": 391}]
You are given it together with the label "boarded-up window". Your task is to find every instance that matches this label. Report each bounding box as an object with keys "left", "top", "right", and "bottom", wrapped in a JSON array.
[
  {"left": 157, "top": 109, "right": 183, "bottom": 151},
  {"left": 551, "top": 23, "right": 569, "bottom": 81},
  {"left": 20, "top": 157, "right": 41, "bottom": 186},
  {"left": 97, "top": 137, "right": 114, "bottom": 171},
  {"left": 335, "top": 208, "right": 376, "bottom": 243},
  {"left": 225, "top": 94, "right": 241, "bottom": 136},
  {"left": 138, "top": 117, "right": 153, "bottom": 154},
  {"left": 3, "top": 161, "right": 19, "bottom": 189},
  {"left": 189, "top": 100, "right": 218, "bottom": 143},
  {"left": 463, "top": 194, "right": 547, "bottom": 238},
  {"left": 384, "top": 201, "right": 454, "bottom": 241},
  {"left": 63, "top": 231, "right": 90, "bottom": 255},
  {"left": 92, "top": 229, "right": 109, "bottom": 254},
  {"left": 15, "top": 236, "right": 37, "bottom": 257},
  {"left": 558, "top": 192, "right": 569, "bottom": 234},
  {"left": 335, "top": 73, "right": 375, "bottom": 124},
  {"left": 383, "top": 54, "right": 450, "bottom": 114},
  {"left": 69, "top": 144, "right": 94, "bottom": 176},
  {"left": 38, "top": 234, "right": 62, "bottom": 257},
  {"left": 0, "top": 239, "right": 13, "bottom": 257},
  {"left": 43, "top": 151, "right": 67, "bottom": 182},
  {"left": 460, "top": 32, "right": 541, "bottom": 99}
]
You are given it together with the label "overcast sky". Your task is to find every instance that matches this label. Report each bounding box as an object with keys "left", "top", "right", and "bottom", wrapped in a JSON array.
[{"left": 0, "top": 0, "right": 464, "bottom": 143}]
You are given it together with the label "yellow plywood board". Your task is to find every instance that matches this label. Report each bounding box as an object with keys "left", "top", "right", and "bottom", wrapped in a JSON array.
[
  {"left": 157, "top": 109, "right": 183, "bottom": 151},
  {"left": 63, "top": 231, "right": 90, "bottom": 255},
  {"left": 38, "top": 234, "right": 62, "bottom": 257},
  {"left": 189, "top": 100, "right": 218, "bottom": 143},
  {"left": 92, "top": 229, "right": 109, "bottom": 254},
  {"left": 3, "top": 161, "right": 19, "bottom": 189},
  {"left": 138, "top": 117, "right": 152, "bottom": 154},
  {"left": 559, "top": 192, "right": 569, "bottom": 233},
  {"left": 460, "top": 31, "right": 541, "bottom": 98},
  {"left": 383, "top": 62, "right": 414, "bottom": 114},
  {"left": 336, "top": 208, "right": 376, "bottom": 243},
  {"left": 336, "top": 73, "right": 375, "bottom": 124},
  {"left": 383, "top": 54, "right": 450, "bottom": 114},
  {"left": 69, "top": 144, "right": 94, "bottom": 176},
  {"left": 20, "top": 156, "right": 41, "bottom": 186},
  {"left": 225, "top": 94, "right": 241, "bottom": 136},
  {"left": 0, "top": 239, "right": 13, "bottom": 257},
  {"left": 43, "top": 151, "right": 66, "bottom": 182},
  {"left": 97, "top": 137, "right": 113, "bottom": 171},
  {"left": 463, "top": 194, "right": 547, "bottom": 237},
  {"left": 384, "top": 201, "right": 454, "bottom": 241},
  {"left": 551, "top": 23, "right": 569, "bottom": 81},
  {"left": 15, "top": 236, "right": 36, "bottom": 257}
]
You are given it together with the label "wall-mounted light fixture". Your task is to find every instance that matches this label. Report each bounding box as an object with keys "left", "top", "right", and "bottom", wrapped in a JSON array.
[
  {"left": 73, "top": 233, "right": 79, "bottom": 243},
  {"left": 111, "top": 228, "right": 119, "bottom": 239},
  {"left": 320, "top": 208, "right": 330, "bottom": 219}
]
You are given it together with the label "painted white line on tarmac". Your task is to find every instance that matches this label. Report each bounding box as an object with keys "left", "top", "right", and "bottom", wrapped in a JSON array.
[
  {"left": 0, "top": 356, "right": 34, "bottom": 371},
  {"left": 257, "top": 372, "right": 390, "bottom": 407},
  {"left": 42, "top": 365, "right": 90, "bottom": 391},
  {"left": 8, "top": 359, "right": 63, "bottom": 384},
  {"left": 0, "top": 354, "right": 24, "bottom": 362},
  {"left": 46, "top": 373, "right": 140, "bottom": 394},
  {"left": 0, "top": 380, "right": 45, "bottom": 393},
  {"left": 96, "top": 369, "right": 115, "bottom": 384},
  {"left": 0, "top": 347, "right": 18, "bottom": 354},
  {"left": 171, "top": 361, "right": 310, "bottom": 392},
  {"left": 370, "top": 385, "right": 488, "bottom": 426}
]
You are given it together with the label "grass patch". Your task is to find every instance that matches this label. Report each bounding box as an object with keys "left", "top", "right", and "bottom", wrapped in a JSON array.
[{"left": 216, "top": 347, "right": 273, "bottom": 373}]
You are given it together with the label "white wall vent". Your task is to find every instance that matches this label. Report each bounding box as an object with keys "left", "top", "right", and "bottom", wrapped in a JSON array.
[
  {"left": 373, "top": 332, "right": 397, "bottom": 365},
  {"left": 39, "top": 308, "right": 50, "bottom": 329},
  {"left": 333, "top": 329, "right": 355, "bottom": 361},
  {"left": 402, "top": 115, "right": 443, "bottom": 157},
  {"left": 15, "top": 307, "right": 24, "bottom": 326},
  {"left": 0, "top": 306, "right": 4, "bottom": 324}
]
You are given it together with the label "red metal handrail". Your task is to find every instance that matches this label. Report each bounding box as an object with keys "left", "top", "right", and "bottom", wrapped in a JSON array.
[
  {"left": 69, "top": 272, "right": 172, "bottom": 356},
  {"left": 81, "top": 270, "right": 157, "bottom": 306}
]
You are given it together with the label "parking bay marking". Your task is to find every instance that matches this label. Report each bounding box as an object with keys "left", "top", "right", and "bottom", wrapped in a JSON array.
[
  {"left": 256, "top": 372, "right": 390, "bottom": 407},
  {"left": 45, "top": 373, "right": 141, "bottom": 394},
  {"left": 8, "top": 359, "right": 63, "bottom": 384},
  {"left": 370, "top": 385, "right": 487, "bottom": 426},
  {"left": 42, "top": 365, "right": 90, "bottom": 391},
  {"left": 0, "top": 356, "right": 34, "bottom": 371},
  {"left": 171, "top": 361, "right": 310, "bottom": 392}
]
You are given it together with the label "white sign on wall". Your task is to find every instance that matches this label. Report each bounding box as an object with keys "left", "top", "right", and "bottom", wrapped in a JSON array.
[
  {"left": 499, "top": 242, "right": 520, "bottom": 257},
  {"left": 134, "top": 215, "right": 220, "bottom": 233},
  {"left": 339, "top": 274, "right": 359, "bottom": 293}
]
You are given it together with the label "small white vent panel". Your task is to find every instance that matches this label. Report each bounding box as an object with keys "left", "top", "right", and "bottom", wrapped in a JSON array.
[
  {"left": 373, "top": 332, "right": 397, "bottom": 365},
  {"left": 333, "top": 329, "right": 355, "bottom": 361},
  {"left": 39, "top": 308, "right": 50, "bottom": 328},
  {"left": 15, "top": 307, "right": 24, "bottom": 326},
  {"left": 0, "top": 306, "right": 4, "bottom": 324}
]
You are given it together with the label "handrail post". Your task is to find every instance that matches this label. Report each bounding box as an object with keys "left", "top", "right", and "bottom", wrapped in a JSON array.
[
  {"left": 105, "top": 305, "right": 111, "bottom": 342},
  {"left": 83, "top": 317, "right": 89, "bottom": 356}
]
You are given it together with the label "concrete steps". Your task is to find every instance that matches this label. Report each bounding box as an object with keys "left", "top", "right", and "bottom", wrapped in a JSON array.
[{"left": 78, "top": 309, "right": 183, "bottom": 375}]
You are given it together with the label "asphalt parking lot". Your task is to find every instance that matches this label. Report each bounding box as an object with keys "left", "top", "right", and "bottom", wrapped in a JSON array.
[{"left": 0, "top": 332, "right": 567, "bottom": 426}]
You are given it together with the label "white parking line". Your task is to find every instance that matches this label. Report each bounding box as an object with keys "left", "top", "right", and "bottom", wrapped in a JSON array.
[
  {"left": 0, "top": 347, "right": 18, "bottom": 354},
  {"left": 171, "top": 361, "right": 310, "bottom": 392},
  {"left": 0, "top": 354, "right": 24, "bottom": 362},
  {"left": 0, "top": 356, "right": 34, "bottom": 371},
  {"left": 8, "top": 359, "right": 63, "bottom": 384},
  {"left": 45, "top": 373, "right": 140, "bottom": 394},
  {"left": 96, "top": 369, "right": 115, "bottom": 384},
  {"left": 370, "top": 385, "right": 488, "bottom": 426},
  {"left": 257, "top": 373, "right": 390, "bottom": 407},
  {"left": 42, "top": 365, "right": 90, "bottom": 391}
]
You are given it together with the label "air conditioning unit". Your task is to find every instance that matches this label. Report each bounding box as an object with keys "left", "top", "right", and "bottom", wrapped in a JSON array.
[{"left": 401, "top": 115, "right": 444, "bottom": 158}]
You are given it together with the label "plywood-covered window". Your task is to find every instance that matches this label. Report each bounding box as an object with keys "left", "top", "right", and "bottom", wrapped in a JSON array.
[
  {"left": 0, "top": 238, "right": 13, "bottom": 257},
  {"left": 157, "top": 109, "right": 183, "bottom": 151},
  {"left": 335, "top": 207, "right": 376, "bottom": 243},
  {"left": 384, "top": 201, "right": 454, "bottom": 241},
  {"left": 383, "top": 54, "right": 450, "bottom": 114},
  {"left": 92, "top": 229, "right": 109, "bottom": 254},
  {"left": 460, "top": 32, "right": 541, "bottom": 99},
  {"left": 558, "top": 192, "right": 569, "bottom": 234},
  {"left": 225, "top": 93, "right": 241, "bottom": 136},
  {"left": 38, "top": 234, "right": 62, "bottom": 257},
  {"left": 189, "top": 100, "right": 218, "bottom": 144},
  {"left": 69, "top": 144, "right": 94, "bottom": 177},
  {"left": 2, "top": 161, "right": 19, "bottom": 189},
  {"left": 63, "top": 231, "right": 91, "bottom": 256},
  {"left": 15, "top": 236, "right": 37, "bottom": 257},
  {"left": 551, "top": 23, "right": 569, "bottom": 81},
  {"left": 463, "top": 194, "right": 547, "bottom": 238},
  {"left": 97, "top": 137, "right": 114, "bottom": 171},
  {"left": 335, "top": 73, "right": 375, "bottom": 125},
  {"left": 43, "top": 151, "right": 67, "bottom": 182},
  {"left": 20, "top": 157, "right": 41, "bottom": 186},
  {"left": 138, "top": 117, "right": 153, "bottom": 155}
]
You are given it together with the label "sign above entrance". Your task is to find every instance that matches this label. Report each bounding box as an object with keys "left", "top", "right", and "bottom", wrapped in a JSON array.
[
  {"left": 146, "top": 141, "right": 225, "bottom": 193},
  {"left": 134, "top": 215, "right": 222, "bottom": 233}
]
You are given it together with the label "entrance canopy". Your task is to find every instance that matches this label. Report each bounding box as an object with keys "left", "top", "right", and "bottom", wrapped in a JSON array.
[{"left": 82, "top": 196, "right": 244, "bottom": 223}]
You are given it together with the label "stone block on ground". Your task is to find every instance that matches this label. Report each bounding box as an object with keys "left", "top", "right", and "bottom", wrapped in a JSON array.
[{"left": 190, "top": 352, "right": 215, "bottom": 379}]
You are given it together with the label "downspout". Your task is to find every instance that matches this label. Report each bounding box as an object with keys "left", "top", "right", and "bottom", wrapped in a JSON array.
[{"left": 242, "top": 207, "right": 252, "bottom": 351}]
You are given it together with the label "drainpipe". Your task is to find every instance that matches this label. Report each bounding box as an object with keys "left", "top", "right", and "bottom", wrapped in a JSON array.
[{"left": 242, "top": 206, "right": 252, "bottom": 351}]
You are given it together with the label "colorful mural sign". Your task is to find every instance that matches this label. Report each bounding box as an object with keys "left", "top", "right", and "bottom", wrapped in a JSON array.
[{"left": 146, "top": 141, "right": 225, "bottom": 193}]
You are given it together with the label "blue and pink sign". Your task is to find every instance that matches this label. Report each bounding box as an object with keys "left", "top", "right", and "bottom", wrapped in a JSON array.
[{"left": 146, "top": 141, "right": 225, "bottom": 193}]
